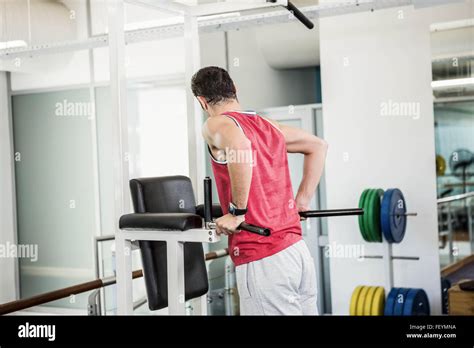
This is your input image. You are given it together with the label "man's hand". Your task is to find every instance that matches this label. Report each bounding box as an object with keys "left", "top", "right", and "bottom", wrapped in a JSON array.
[
  {"left": 295, "top": 194, "right": 311, "bottom": 220},
  {"left": 215, "top": 213, "right": 245, "bottom": 235}
]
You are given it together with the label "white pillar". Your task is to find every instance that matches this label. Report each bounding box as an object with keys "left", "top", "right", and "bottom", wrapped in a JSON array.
[
  {"left": 0, "top": 72, "right": 19, "bottom": 302},
  {"left": 107, "top": 0, "right": 130, "bottom": 219},
  {"left": 184, "top": 14, "right": 205, "bottom": 203}
]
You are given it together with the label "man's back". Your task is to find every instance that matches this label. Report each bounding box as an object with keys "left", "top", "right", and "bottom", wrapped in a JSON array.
[
  {"left": 209, "top": 111, "right": 302, "bottom": 266},
  {"left": 193, "top": 66, "right": 326, "bottom": 315}
]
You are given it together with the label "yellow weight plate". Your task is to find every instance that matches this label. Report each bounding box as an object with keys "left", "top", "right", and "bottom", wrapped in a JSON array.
[
  {"left": 350, "top": 286, "right": 363, "bottom": 316},
  {"left": 436, "top": 155, "right": 446, "bottom": 176},
  {"left": 356, "top": 286, "right": 370, "bottom": 316},
  {"left": 364, "top": 286, "right": 377, "bottom": 315},
  {"left": 371, "top": 287, "right": 386, "bottom": 316}
]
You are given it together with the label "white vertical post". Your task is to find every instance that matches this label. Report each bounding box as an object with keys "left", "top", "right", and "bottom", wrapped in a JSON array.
[
  {"left": 166, "top": 240, "right": 186, "bottom": 315},
  {"left": 199, "top": 294, "right": 208, "bottom": 315},
  {"left": 116, "top": 233, "right": 133, "bottom": 314},
  {"left": 86, "top": 0, "right": 106, "bottom": 314},
  {"left": 383, "top": 242, "right": 394, "bottom": 291},
  {"left": 107, "top": 0, "right": 130, "bottom": 219},
  {"left": 0, "top": 72, "right": 19, "bottom": 302},
  {"left": 184, "top": 14, "right": 205, "bottom": 203},
  {"left": 86, "top": 0, "right": 102, "bottom": 238},
  {"left": 192, "top": 294, "right": 208, "bottom": 316}
]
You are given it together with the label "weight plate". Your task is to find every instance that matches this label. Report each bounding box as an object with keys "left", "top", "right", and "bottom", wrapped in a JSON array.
[
  {"left": 394, "top": 288, "right": 409, "bottom": 316},
  {"left": 449, "top": 148, "right": 474, "bottom": 175},
  {"left": 371, "top": 287, "right": 385, "bottom": 316},
  {"left": 364, "top": 286, "right": 377, "bottom": 315},
  {"left": 366, "top": 189, "right": 384, "bottom": 243},
  {"left": 380, "top": 189, "right": 395, "bottom": 243},
  {"left": 403, "top": 288, "right": 430, "bottom": 316},
  {"left": 381, "top": 188, "right": 407, "bottom": 243},
  {"left": 384, "top": 288, "right": 399, "bottom": 316},
  {"left": 363, "top": 189, "right": 377, "bottom": 242},
  {"left": 356, "top": 286, "right": 370, "bottom": 315},
  {"left": 363, "top": 189, "right": 375, "bottom": 242},
  {"left": 441, "top": 277, "right": 451, "bottom": 315},
  {"left": 358, "top": 189, "right": 370, "bottom": 242},
  {"left": 436, "top": 155, "right": 446, "bottom": 176},
  {"left": 350, "top": 286, "right": 363, "bottom": 316}
]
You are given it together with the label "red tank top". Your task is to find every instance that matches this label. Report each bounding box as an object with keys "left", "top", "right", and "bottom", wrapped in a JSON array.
[{"left": 209, "top": 111, "right": 302, "bottom": 266}]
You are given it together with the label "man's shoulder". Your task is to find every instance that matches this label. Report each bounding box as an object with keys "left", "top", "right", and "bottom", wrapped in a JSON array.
[{"left": 204, "top": 115, "right": 237, "bottom": 135}]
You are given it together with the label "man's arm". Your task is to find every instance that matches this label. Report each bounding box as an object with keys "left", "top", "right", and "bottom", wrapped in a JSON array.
[
  {"left": 203, "top": 117, "right": 253, "bottom": 234},
  {"left": 266, "top": 119, "right": 328, "bottom": 212}
]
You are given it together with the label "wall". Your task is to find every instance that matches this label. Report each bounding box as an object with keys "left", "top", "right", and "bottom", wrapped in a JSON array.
[
  {"left": 0, "top": 72, "right": 18, "bottom": 303},
  {"left": 200, "top": 28, "right": 317, "bottom": 110},
  {"left": 320, "top": 5, "right": 442, "bottom": 314}
]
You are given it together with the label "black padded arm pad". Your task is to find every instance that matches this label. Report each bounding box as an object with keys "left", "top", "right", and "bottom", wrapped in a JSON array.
[
  {"left": 195, "top": 204, "right": 223, "bottom": 219},
  {"left": 119, "top": 213, "right": 203, "bottom": 231}
]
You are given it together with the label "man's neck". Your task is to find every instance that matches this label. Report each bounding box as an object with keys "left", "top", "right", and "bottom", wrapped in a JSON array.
[{"left": 209, "top": 100, "right": 242, "bottom": 118}]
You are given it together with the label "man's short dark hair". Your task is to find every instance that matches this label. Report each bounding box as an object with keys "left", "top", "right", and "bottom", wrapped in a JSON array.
[{"left": 191, "top": 66, "right": 237, "bottom": 105}]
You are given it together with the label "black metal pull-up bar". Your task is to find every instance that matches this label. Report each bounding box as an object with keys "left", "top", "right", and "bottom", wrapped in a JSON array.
[{"left": 267, "top": 0, "right": 315, "bottom": 30}]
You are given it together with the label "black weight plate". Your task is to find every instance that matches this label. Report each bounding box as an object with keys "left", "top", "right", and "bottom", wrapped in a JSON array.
[{"left": 441, "top": 277, "right": 451, "bottom": 315}]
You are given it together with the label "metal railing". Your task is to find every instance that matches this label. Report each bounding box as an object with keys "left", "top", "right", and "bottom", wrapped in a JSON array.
[
  {"left": 437, "top": 192, "right": 474, "bottom": 265},
  {"left": 437, "top": 192, "right": 474, "bottom": 205},
  {"left": 0, "top": 248, "right": 229, "bottom": 316}
]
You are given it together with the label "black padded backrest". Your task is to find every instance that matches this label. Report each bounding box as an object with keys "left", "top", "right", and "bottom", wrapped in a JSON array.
[
  {"left": 128, "top": 176, "right": 208, "bottom": 311},
  {"left": 130, "top": 176, "right": 196, "bottom": 214}
]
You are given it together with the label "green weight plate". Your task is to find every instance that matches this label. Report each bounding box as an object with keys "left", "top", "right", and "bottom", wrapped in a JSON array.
[
  {"left": 364, "top": 189, "right": 378, "bottom": 242},
  {"left": 363, "top": 189, "right": 375, "bottom": 242},
  {"left": 358, "top": 189, "right": 370, "bottom": 242},
  {"left": 367, "top": 188, "right": 384, "bottom": 243}
]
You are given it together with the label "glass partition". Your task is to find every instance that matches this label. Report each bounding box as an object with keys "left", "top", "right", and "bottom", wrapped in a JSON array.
[{"left": 12, "top": 89, "right": 97, "bottom": 310}]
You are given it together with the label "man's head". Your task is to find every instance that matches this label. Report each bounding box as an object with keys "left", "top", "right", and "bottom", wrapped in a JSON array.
[{"left": 191, "top": 66, "right": 237, "bottom": 114}]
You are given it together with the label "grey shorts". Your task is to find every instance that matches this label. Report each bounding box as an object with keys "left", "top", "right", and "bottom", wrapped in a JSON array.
[{"left": 235, "top": 240, "right": 318, "bottom": 315}]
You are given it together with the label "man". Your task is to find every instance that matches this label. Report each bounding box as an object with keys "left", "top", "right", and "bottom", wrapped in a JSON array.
[{"left": 191, "top": 66, "right": 328, "bottom": 315}]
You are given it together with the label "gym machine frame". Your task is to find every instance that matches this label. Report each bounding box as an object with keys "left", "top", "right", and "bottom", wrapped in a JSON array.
[
  {"left": 116, "top": 177, "right": 364, "bottom": 315},
  {"left": 115, "top": 226, "right": 220, "bottom": 315}
]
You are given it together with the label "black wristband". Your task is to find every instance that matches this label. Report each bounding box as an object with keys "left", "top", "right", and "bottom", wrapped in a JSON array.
[{"left": 229, "top": 202, "right": 247, "bottom": 216}]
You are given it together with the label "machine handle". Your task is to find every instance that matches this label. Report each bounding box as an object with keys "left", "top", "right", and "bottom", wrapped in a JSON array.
[
  {"left": 208, "top": 221, "right": 271, "bottom": 237},
  {"left": 239, "top": 222, "right": 271, "bottom": 237},
  {"left": 299, "top": 208, "right": 364, "bottom": 218}
]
